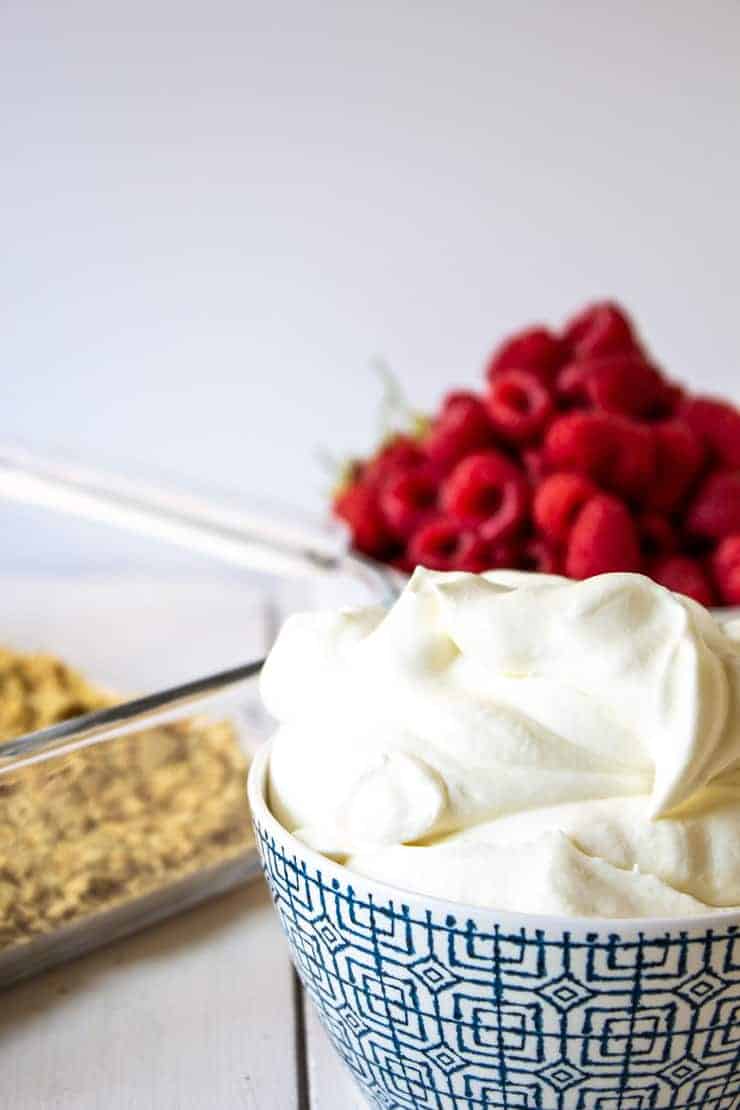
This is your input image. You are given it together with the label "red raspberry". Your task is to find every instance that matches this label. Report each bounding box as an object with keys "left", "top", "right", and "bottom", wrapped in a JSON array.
[
  {"left": 565, "top": 494, "right": 641, "bottom": 578},
  {"left": 424, "top": 391, "right": 495, "bottom": 471},
  {"left": 442, "top": 451, "right": 529, "bottom": 543},
  {"left": 521, "top": 538, "right": 561, "bottom": 574},
  {"left": 556, "top": 362, "right": 593, "bottom": 408},
  {"left": 587, "top": 356, "right": 669, "bottom": 420},
  {"left": 682, "top": 396, "right": 740, "bottom": 469},
  {"left": 711, "top": 535, "right": 740, "bottom": 606},
  {"left": 407, "top": 518, "right": 488, "bottom": 572},
  {"left": 557, "top": 355, "right": 669, "bottom": 420},
  {"left": 644, "top": 420, "right": 705, "bottom": 511},
  {"left": 334, "top": 480, "right": 394, "bottom": 558},
  {"left": 364, "top": 435, "right": 425, "bottom": 488},
  {"left": 533, "top": 472, "right": 598, "bottom": 544},
  {"left": 687, "top": 471, "right": 740, "bottom": 539},
  {"left": 522, "top": 447, "right": 546, "bottom": 486},
  {"left": 651, "top": 555, "right": 716, "bottom": 608},
  {"left": 485, "top": 539, "right": 521, "bottom": 571},
  {"left": 563, "top": 302, "right": 640, "bottom": 359},
  {"left": 485, "top": 326, "right": 566, "bottom": 386},
  {"left": 636, "top": 512, "right": 678, "bottom": 561},
  {"left": 486, "top": 369, "right": 554, "bottom": 444},
  {"left": 545, "top": 412, "right": 655, "bottom": 499},
  {"left": 379, "top": 467, "right": 438, "bottom": 539},
  {"left": 661, "top": 381, "right": 686, "bottom": 416}
]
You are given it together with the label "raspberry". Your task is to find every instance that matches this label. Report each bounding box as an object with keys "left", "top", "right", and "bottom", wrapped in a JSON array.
[
  {"left": 485, "top": 326, "right": 566, "bottom": 386},
  {"left": 379, "top": 467, "right": 438, "bottom": 539},
  {"left": 644, "top": 420, "right": 705, "bottom": 511},
  {"left": 533, "top": 472, "right": 598, "bottom": 544},
  {"left": 661, "top": 381, "right": 686, "bottom": 416},
  {"left": 587, "top": 356, "right": 669, "bottom": 420},
  {"left": 485, "top": 539, "right": 521, "bottom": 570},
  {"left": 424, "top": 391, "right": 494, "bottom": 471},
  {"left": 556, "top": 362, "right": 593, "bottom": 408},
  {"left": 594, "top": 418, "right": 657, "bottom": 499},
  {"left": 521, "top": 537, "right": 561, "bottom": 574},
  {"left": 563, "top": 302, "right": 639, "bottom": 359},
  {"left": 486, "top": 369, "right": 554, "bottom": 444},
  {"left": 407, "top": 518, "right": 488, "bottom": 572},
  {"left": 557, "top": 355, "right": 669, "bottom": 420},
  {"left": 682, "top": 396, "right": 740, "bottom": 468},
  {"left": 442, "top": 451, "right": 529, "bottom": 542},
  {"left": 522, "top": 448, "right": 546, "bottom": 486},
  {"left": 364, "top": 435, "right": 425, "bottom": 488},
  {"left": 333, "top": 480, "right": 394, "bottom": 558},
  {"left": 711, "top": 535, "right": 740, "bottom": 606},
  {"left": 651, "top": 555, "right": 716, "bottom": 608},
  {"left": 565, "top": 494, "right": 641, "bottom": 578},
  {"left": 544, "top": 412, "right": 654, "bottom": 498},
  {"left": 636, "top": 512, "right": 678, "bottom": 561},
  {"left": 687, "top": 471, "right": 740, "bottom": 539}
]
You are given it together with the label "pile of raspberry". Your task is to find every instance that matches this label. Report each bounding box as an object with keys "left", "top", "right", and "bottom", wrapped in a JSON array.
[{"left": 333, "top": 302, "right": 740, "bottom": 607}]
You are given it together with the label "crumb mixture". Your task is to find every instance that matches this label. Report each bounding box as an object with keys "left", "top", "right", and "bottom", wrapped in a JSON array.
[{"left": 0, "top": 648, "right": 252, "bottom": 949}]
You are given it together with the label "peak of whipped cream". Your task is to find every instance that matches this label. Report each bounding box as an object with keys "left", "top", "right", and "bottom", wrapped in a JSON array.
[{"left": 263, "top": 569, "right": 740, "bottom": 918}]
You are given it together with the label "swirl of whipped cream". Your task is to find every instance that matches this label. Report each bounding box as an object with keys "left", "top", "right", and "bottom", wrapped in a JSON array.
[{"left": 263, "top": 570, "right": 740, "bottom": 917}]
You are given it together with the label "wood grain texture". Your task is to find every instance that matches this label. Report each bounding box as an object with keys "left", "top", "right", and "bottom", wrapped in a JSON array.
[
  {"left": 0, "top": 579, "right": 298, "bottom": 1108},
  {"left": 0, "top": 578, "right": 376, "bottom": 1107},
  {"left": 1, "top": 882, "right": 299, "bottom": 1110},
  {"left": 304, "top": 996, "right": 369, "bottom": 1109}
]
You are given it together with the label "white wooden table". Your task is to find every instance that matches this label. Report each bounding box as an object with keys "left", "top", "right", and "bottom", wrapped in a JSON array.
[
  {"left": 1, "top": 578, "right": 368, "bottom": 1109},
  {"left": 2, "top": 878, "right": 366, "bottom": 1109}
]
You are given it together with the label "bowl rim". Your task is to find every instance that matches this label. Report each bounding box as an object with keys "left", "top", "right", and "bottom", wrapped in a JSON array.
[{"left": 248, "top": 740, "right": 740, "bottom": 934}]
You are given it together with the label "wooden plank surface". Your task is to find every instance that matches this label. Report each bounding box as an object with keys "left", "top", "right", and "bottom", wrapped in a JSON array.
[
  {"left": 303, "top": 995, "right": 369, "bottom": 1109},
  {"left": 0, "top": 881, "right": 299, "bottom": 1110},
  {"left": 0, "top": 577, "right": 375, "bottom": 1108},
  {"left": 0, "top": 578, "right": 300, "bottom": 1109}
]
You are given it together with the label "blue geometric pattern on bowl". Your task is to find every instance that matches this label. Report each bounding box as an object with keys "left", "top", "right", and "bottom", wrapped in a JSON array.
[{"left": 255, "top": 821, "right": 740, "bottom": 1110}]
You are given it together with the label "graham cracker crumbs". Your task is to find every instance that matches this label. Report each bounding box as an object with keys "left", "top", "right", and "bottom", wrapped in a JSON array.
[{"left": 0, "top": 648, "right": 252, "bottom": 949}]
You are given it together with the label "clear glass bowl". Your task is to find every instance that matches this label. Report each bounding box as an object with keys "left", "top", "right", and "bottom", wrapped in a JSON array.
[{"left": 0, "top": 477, "right": 393, "bottom": 987}]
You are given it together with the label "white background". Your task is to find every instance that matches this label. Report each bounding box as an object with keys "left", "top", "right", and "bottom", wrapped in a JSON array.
[{"left": 2, "top": 0, "right": 739, "bottom": 571}]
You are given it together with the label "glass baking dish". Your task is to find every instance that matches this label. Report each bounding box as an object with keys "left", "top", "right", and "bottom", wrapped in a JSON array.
[
  {"left": 0, "top": 658, "right": 261, "bottom": 988},
  {"left": 0, "top": 449, "right": 397, "bottom": 987}
]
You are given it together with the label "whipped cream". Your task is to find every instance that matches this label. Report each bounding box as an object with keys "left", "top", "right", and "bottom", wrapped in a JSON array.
[{"left": 263, "top": 569, "right": 740, "bottom": 918}]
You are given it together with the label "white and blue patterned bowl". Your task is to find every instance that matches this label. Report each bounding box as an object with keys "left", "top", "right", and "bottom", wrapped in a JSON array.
[{"left": 248, "top": 743, "right": 740, "bottom": 1110}]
